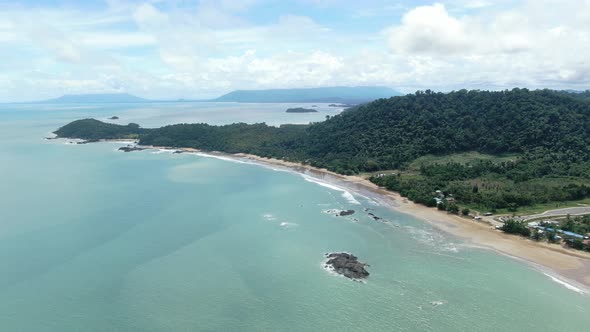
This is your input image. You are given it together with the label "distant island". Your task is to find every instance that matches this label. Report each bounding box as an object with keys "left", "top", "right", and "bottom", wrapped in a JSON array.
[
  {"left": 212, "top": 86, "right": 400, "bottom": 103},
  {"left": 25, "top": 87, "right": 400, "bottom": 104},
  {"left": 109, "top": 116, "right": 119, "bottom": 120},
  {"left": 40, "top": 93, "right": 148, "bottom": 104},
  {"left": 285, "top": 107, "right": 318, "bottom": 113},
  {"left": 328, "top": 103, "right": 355, "bottom": 108}
]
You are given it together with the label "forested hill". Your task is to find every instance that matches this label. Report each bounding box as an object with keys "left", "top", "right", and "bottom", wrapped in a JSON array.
[
  {"left": 299, "top": 88, "right": 590, "bottom": 172},
  {"left": 56, "top": 89, "right": 590, "bottom": 174}
]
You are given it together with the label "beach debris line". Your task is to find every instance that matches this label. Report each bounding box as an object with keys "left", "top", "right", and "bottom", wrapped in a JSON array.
[{"left": 324, "top": 252, "right": 370, "bottom": 280}]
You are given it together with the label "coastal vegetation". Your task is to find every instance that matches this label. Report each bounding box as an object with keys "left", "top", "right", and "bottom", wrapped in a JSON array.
[{"left": 55, "top": 89, "right": 590, "bottom": 214}]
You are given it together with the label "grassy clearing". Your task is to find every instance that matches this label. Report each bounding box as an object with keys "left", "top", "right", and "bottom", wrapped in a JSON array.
[{"left": 407, "top": 151, "right": 520, "bottom": 171}]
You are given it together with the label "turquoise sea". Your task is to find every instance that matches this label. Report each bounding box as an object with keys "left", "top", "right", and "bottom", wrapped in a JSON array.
[{"left": 1, "top": 102, "right": 589, "bottom": 331}]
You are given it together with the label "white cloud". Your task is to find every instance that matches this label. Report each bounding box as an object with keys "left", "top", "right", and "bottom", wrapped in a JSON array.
[
  {"left": 0, "top": 0, "right": 589, "bottom": 102},
  {"left": 380, "top": 1, "right": 590, "bottom": 90},
  {"left": 386, "top": 4, "right": 470, "bottom": 55}
]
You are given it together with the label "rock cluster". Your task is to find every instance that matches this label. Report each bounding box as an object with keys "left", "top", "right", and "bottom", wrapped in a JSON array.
[
  {"left": 118, "top": 146, "right": 145, "bottom": 152},
  {"left": 325, "top": 252, "right": 370, "bottom": 280}
]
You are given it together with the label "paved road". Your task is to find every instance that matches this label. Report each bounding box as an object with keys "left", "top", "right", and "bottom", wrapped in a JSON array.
[{"left": 523, "top": 207, "right": 590, "bottom": 221}]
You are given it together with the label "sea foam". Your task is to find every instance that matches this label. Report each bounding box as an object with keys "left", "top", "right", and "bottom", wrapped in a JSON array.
[
  {"left": 543, "top": 273, "right": 588, "bottom": 295},
  {"left": 190, "top": 152, "right": 253, "bottom": 165},
  {"left": 301, "top": 175, "right": 360, "bottom": 205}
]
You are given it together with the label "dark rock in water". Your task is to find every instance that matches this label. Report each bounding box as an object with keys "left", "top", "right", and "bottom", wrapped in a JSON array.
[
  {"left": 367, "top": 212, "right": 387, "bottom": 222},
  {"left": 338, "top": 210, "right": 355, "bottom": 216},
  {"left": 173, "top": 150, "right": 184, "bottom": 154},
  {"left": 118, "top": 146, "right": 145, "bottom": 152},
  {"left": 44, "top": 137, "right": 58, "bottom": 140},
  {"left": 325, "top": 252, "right": 370, "bottom": 280},
  {"left": 109, "top": 116, "right": 119, "bottom": 120}
]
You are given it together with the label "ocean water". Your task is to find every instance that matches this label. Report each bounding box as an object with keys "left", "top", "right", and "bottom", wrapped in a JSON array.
[{"left": 0, "top": 102, "right": 589, "bottom": 331}]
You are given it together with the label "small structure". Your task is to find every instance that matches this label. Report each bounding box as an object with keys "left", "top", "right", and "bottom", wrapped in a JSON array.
[{"left": 538, "top": 227, "right": 586, "bottom": 239}]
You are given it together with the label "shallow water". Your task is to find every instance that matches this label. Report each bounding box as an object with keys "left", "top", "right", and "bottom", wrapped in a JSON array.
[{"left": 1, "top": 102, "right": 589, "bottom": 331}]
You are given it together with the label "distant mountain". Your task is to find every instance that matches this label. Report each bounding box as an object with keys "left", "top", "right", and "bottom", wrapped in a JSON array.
[
  {"left": 42, "top": 93, "right": 148, "bottom": 103},
  {"left": 212, "top": 86, "right": 401, "bottom": 103}
]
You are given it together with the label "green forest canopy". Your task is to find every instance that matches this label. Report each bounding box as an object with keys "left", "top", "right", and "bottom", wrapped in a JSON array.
[{"left": 55, "top": 88, "right": 590, "bottom": 211}]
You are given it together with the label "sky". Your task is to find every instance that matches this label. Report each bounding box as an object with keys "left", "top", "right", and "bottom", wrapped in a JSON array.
[{"left": 0, "top": 0, "right": 588, "bottom": 101}]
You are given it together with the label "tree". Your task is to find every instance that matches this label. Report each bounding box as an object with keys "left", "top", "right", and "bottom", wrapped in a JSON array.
[
  {"left": 569, "top": 238, "right": 585, "bottom": 250},
  {"left": 461, "top": 208, "right": 470, "bottom": 216},
  {"left": 546, "top": 231, "right": 557, "bottom": 243},
  {"left": 447, "top": 204, "right": 459, "bottom": 214},
  {"left": 501, "top": 219, "right": 531, "bottom": 237}
]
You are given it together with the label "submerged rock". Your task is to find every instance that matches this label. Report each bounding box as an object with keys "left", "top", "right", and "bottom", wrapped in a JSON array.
[
  {"left": 323, "top": 209, "right": 356, "bottom": 217},
  {"left": 338, "top": 210, "right": 355, "bottom": 216},
  {"left": 118, "top": 146, "right": 145, "bottom": 152},
  {"left": 367, "top": 212, "right": 387, "bottom": 222},
  {"left": 325, "top": 252, "right": 370, "bottom": 280}
]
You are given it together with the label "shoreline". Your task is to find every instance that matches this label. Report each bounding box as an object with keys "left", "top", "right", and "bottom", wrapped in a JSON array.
[
  {"left": 101, "top": 140, "right": 590, "bottom": 292},
  {"left": 231, "top": 153, "right": 590, "bottom": 290}
]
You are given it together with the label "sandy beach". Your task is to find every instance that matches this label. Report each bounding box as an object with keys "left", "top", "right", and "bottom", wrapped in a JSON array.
[{"left": 136, "top": 143, "right": 590, "bottom": 292}]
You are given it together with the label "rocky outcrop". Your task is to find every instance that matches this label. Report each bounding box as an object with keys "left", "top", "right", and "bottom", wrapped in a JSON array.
[
  {"left": 76, "top": 139, "right": 99, "bottom": 144},
  {"left": 118, "top": 146, "right": 145, "bottom": 152},
  {"left": 338, "top": 210, "right": 355, "bottom": 216},
  {"left": 324, "top": 252, "right": 370, "bottom": 280}
]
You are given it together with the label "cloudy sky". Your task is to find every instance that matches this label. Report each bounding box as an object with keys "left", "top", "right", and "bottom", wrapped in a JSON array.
[{"left": 0, "top": 0, "right": 588, "bottom": 101}]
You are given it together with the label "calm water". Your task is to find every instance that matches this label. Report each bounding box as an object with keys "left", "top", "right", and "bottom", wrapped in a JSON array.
[{"left": 0, "top": 102, "right": 589, "bottom": 331}]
